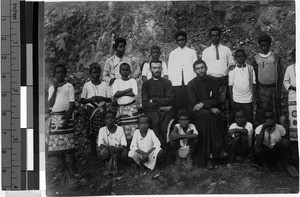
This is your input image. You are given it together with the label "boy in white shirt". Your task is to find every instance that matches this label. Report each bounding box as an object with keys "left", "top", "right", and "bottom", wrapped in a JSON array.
[
  {"left": 141, "top": 45, "right": 168, "bottom": 82},
  {"left": 128, "top": 115, "right": 163, "bottom": 170},
  {"left": 97, "top": 111, "right": 127, "bottom": 175},
  {"left": 229, "top": 49, "right": 257, "bottom": 123},
  {"left": 48, "top": 64, "right": 77, "bottom": 177},
  {"left": 255, "top": 109, "right": 289, "bottom": 175},
  {"left": 227, "top": 109, "right": 253, "bottom": 167},
  {"left": 169, "top": 109, "right": 198, "bottom": 168}
]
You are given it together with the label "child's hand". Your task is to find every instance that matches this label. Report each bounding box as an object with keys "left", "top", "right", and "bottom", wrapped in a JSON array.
[
  {"left": 186, "top": 130, "right": 193, "bottom": 135},
  {"left": 210, "top": 108, "right": 221, "bottom": 115}
]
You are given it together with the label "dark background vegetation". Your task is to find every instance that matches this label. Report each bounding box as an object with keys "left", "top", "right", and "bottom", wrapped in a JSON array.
[{"left": 45, "top": 1, "right": 297, "bottom": 196}]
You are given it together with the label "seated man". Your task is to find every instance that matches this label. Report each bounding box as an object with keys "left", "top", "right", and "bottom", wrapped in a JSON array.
[
  {"left": 97, "top": 111, "right": 128, "bottom": 175},
  {"left": 254, "top": 109, "right": 290, "bottom": 175},
  {"left": 169, "top": 109, "right": 198, "bottom": 168},
  {"left": 142, "top": 61, "right": 174, "bottom": 156},
  {"left": 187, "top": 59, "right": 228, "bottom": 170}
]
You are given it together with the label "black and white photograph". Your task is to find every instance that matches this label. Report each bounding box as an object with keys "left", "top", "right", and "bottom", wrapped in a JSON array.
[{"left": 44, "top": 0, "right": 298, "bottom": 196}]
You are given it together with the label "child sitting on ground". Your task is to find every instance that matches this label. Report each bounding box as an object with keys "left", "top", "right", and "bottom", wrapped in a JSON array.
[
  {"left": 97, "top": 111, "right": 128, "bottom": 175},
  {"left": 168, "top": 109, "right": 198, "bottom": 168},
  {"left": 141, "top": 45, "right": 168, "bottom": 82},
  {"left": 227, "top": 109, "right": 253, "bottom": 167},
  {"left": 128, "top": 115, "right": 163, "bottom": 170},
  {"left": 255, "top": 109, "right": 289, "bottom": 175}
]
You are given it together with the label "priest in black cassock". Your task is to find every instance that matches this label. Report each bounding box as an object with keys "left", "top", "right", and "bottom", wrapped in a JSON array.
[
  {"left": 142, "top": 60, "right": 174, "bottom": 155},
  {"left": 187, "top": 59, "right": 228, "bottom": 169}
]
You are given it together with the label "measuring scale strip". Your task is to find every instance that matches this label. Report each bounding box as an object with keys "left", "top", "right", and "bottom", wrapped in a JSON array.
[{"left": 1, "top": 0, "right": 22, "bottom": 190}]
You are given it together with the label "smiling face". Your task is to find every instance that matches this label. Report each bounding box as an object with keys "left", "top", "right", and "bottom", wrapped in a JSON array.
[
  {"left": 176, "top": 35, "right": 187, "bottom": 49},
  {"left": 150, "top": 62, "right": 163, "bottom": 79},
  {"left": 194, "top": 63, "right": 207, "bottom": 77}
]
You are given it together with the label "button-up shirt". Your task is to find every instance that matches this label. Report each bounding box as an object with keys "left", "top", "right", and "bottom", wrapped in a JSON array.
[
  {"left": 202, "top": 44, "right": 235, "bottom": 77},
  {"left": 168, "top": 46, "right": 197, "bottom": 86}
]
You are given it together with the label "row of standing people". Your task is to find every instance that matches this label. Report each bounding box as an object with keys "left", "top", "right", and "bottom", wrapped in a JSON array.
[{"left": 47, "top": 27, "right": 296, "bottom": 176}]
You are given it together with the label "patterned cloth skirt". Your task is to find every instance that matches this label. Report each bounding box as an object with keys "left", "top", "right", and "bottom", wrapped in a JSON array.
[
  {"left": 115, "top": 101, "right": 139, "bottom": 140},
  {"left": 48, "top": 111, "right": 75, "bottom": 155},
  {"left": 288, "top": 101, "right": 298, "bottom": 141}
]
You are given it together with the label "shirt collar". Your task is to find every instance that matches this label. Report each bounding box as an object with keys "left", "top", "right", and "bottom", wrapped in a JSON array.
[{"left": 259, "top": 51, "right": 272, "bottom": 58}]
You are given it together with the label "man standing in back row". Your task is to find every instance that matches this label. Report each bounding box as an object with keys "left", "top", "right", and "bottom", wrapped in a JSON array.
[
  {"left": 202, "top": 26, "right": 235, "bottom": 108},
  {"left": 168, "top": 31, "right": 198, "bottom": 116}
]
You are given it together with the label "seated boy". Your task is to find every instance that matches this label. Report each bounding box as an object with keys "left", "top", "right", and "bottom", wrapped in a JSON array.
[
  {"left": 227, "top": 109, "right": 253, "bottom": 167},
  {"left": 254, "top": 109, "right": 290, "bottom": 175},
  {"left": 97, "top": 111, "right": 128, "bottom": 175},
  {"left": 169, "top": 109, "right": 198, "bottom": 168},
  {"left": 128, "top": 115, "right": 163, "bottom": 170}
]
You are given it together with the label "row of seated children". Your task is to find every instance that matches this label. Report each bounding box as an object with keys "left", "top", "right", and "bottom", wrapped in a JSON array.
[{"left": 96, "top": 106, "right": 290, "bottom": 176}]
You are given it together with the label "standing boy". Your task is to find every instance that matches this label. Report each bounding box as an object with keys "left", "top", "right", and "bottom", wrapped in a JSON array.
[
  {"left": 168, "top": 31, "right": 197, "bottom": 116},
  {"left": 141, "top": 45, "right": 168, "bottom": 82},
  {"left": 48, "top": 64, "right": 77, "bottom": 176},
  {"left": 228, "top": 49, "right": 256, "bottom": 123},
  {"left": 251, "top": 34, "right": 283, "bottom": 124}
]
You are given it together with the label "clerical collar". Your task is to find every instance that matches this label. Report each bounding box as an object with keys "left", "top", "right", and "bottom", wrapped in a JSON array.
[
  {"left": 237, "top": 64, "right": 246, "bottom": 68},
  {"left": 259, "top": 51, "right": 272, "bottom": 58},
  {"left": 152, "top": 77, "right": 160, "bottom": 80}
]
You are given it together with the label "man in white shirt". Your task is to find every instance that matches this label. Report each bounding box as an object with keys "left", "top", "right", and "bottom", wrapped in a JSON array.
[
  {"left": 168, "top": 31, "right": 198, "bottom": 116},
  {"left": 202, "top": 26, "right": 235, "bottom": 107}
]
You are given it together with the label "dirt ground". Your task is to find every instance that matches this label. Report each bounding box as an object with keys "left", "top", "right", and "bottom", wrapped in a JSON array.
[{"left": 46, "top": 154, "right": 299, "bottom": 196}]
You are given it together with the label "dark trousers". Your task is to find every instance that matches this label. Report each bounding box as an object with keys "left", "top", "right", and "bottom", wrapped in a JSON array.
[
  {"left": 229, "top": 135, "right": 250, "bottom": 162},
  {"left": 255, "top": 139, "right": 290, "bottom": 166},
  {"left": 172, "top": 85, "right": 189, "bottom": 117}
]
